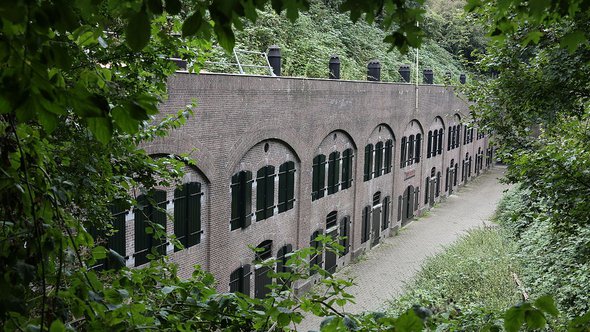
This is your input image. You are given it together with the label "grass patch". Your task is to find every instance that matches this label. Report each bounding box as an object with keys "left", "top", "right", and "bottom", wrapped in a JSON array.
[{"left": 387, "top": 227, "right": 522, "bottom": 328}]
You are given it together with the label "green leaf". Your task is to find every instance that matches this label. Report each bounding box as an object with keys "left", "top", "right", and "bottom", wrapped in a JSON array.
[
  {"left": 504, "top": 306, "right": 525, "bottom": 332},
  {"left": 560, "top": 30, "right": 587, "bottom": 53},
  {"left": 395, "top": 309, "right": 423, "bottom": 332},
  {"left": 92, "top": 246, "right": 107, "bottom": 260},
  {"left": 525, "top": 309, "right": 547, "bottom": 330},
  {"left": 111, "top": 106, "right": 140, "bottom": 134},
  {"left": 126, "top": 10, "right": 151, "bottom": 51},
  {"left": 147, "top": 0, "right": 163, "bottom": 15},
  {"left": 49, "top": 319, "right": 65, "bottom": 332},
  {"left": 182, "top": 11, "right": 203, "bottom": 37},
  {"left": 87, "top": 117, "right": 113, "bottom": 144},
  {"left": 165, "top": 0, "right": 182, "bottom": 15},
  {"left": 534, "top": 295, "right": 559, "bottom": 316}
]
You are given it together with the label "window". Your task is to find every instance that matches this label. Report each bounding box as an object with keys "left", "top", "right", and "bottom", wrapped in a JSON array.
[
  {"left": 327, "top": 152, "right": 340, "bottom": 194},
  {"left": 415, "top": 133, "right": 421, "bottom": 163},
  {"left": 231, "top": 171, "right": 253, "bottom": 230},
  {"left": 134, "top": 190, "right": 167, "bottom": 266},
  {"left": 326, "top": 211, "right": 338, "bottom": 229},
  {"left": 364, "top": 144, "right": 373, "bottom": 181},
  {"left": 310, "top": 230, "right": 323, "bottom": 275},
  {"left": 174, "top": 182, "right": 202, "bottom": 252},
  {"left": 255, "top": 240, "right": 273, "bottom": 261},
  {"left": 278, "top": 162, "right": 295, "bottom": 213},
  {"left": 400, "top": 137, "right": 407, "bottom": 168},
  {"left": 312, "top": 155, "right": 326, "bottom": 201},
  {"left": 384, "top": 140, "right": 393, "bottom": 174},
  {"left": 374, "top": 142, "right": 383, "bottom": 177},
  {"left": 427, "top": 131, "right": 432, "bottom": 158},
  {"left": 432, "top": 129, "right": 438, "bottom": 156},
  {"left": 373, "top": 191, "right": 381, "bottom": 206},
  {"left": 229, "top": 265, "right": 251, "bottom": 295},
  {"left": 339, "top": 217, "right": 349, "bottom": 256},
  {"left": 437, "top": 129, "right": 443, "bottom": 154},
  {"left": 408, "top": 135, "right": 414, "bottom": 165},
  {"left": 341, "top": 149, "right": 354, "bottom": 189},
  {"left": 256, "top": 166, "right": 275, "bottom": 221},
  {"left": 276, "top": 244, "right": 293, "bottom": 274},
  {"left": 361, "top": 206, "right": 371, "bottom": 243},
  {"left": 382, "top": 196, "right": 390, "bottom": 231}
]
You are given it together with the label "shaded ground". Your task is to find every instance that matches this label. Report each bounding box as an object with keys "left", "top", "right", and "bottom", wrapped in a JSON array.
[{"left": 297, "top": 166, "right": 509, "bottom": 331}]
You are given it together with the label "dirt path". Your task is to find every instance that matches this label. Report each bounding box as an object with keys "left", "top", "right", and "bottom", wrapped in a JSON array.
[{"left": 297, "top": 166, "right": 509, "bottom": 331}]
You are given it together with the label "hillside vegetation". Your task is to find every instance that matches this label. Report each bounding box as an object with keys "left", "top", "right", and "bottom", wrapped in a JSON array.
[{"left": 204, "top": 0, "right": 485, "bottom": 84}]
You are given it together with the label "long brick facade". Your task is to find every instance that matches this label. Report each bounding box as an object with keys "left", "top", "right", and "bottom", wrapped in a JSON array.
[{"left": 134, "top": 72, "right": 491, "bottom": 294}]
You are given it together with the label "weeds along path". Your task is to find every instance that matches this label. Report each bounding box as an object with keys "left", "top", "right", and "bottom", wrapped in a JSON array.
[{"left": 297, "top": 166, "right": 510, "bottom": 331}]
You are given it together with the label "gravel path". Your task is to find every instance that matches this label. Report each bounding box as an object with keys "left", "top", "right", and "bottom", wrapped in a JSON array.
[{"left": 297, "top": 166, "right": 509, "bottom": 331}]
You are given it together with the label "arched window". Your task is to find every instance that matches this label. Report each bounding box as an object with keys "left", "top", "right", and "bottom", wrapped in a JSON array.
[
  {"left": 339, "top": 216, "right": 350, "bottom": 256},
  {"left": 134, "top": 189, "right": 167, "bottom": 266},
  {"left": 231, "top": 171, "right": 253, "bottom": 230},
  {"left": 361, "top": 206, "right": 371, "bottom": 243},
  {"left": 340, "top": 149, "right": 354, "bottom": 190},
  {"left": 382, "top": 196, "right": 390, "bottom": 230},
  {"left": 174, "top": 182, "right": 202, "bottom": 251},
  {"left": 256, "top": 166, "right": 275, "bottom": 221},
  {"left": 229, "top": 265, "right": 251, "bottom": 295},
  {"left": 312, "top": 154, "right": 326, "bottom": 201},
  {"left": 364, "top": 144, "right": 373, "bottom": 181},
  {"left": 278, "top": 162, "right": 295, "bottom": 213},
  {"left": 373, "top": 191, "right": 381, "bottom": 206},
  {"left": 374, "top": 142, "right": 384, "bottom": 177},
  {"left": 384, "top": 140, "right": 393, "bottom": 174},
  {"left": 326, "top": 211, "right": 338, "bottom": 229},
  {"left": 327, "top": 151, "right": 341, "bottom": 194}
]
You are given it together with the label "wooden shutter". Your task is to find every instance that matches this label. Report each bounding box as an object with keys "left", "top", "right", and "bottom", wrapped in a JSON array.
[
  {"left": 243, "top": 171, "right": 253, "bottom": 228},
  {"left": 415, "top": 134, "right": 421, "bottom": 163},
  {"left": 397, "top": 196, "right": 403, "bottom": 221},
  {"left": 374, "top": 142, "right": 383, "bottom": 177},
  {"left": 339, "top": 217, "right": 349, "bottom": 256},
  {"left": 174, "top": 185, "right": 188, "bottom": 250},
  {"left": 327, "top": 151, "right": 340, "bottom": 194},
  {"left": 427, "top": 131, "right": 432, "bottom": 158},
  {"left": 382, "top": 196, "right": 390, "bottom": 230},
  {"left": 152, "top": 190, "right": 167, "bottom": 256},
  {"left": 408, "top": 135, "right": 414, "bottom": 165},
  {"left": 400, "top": 137, "right": 407, "bottom": 167},
  {"left": 187, "top": 182, "right": 201, "bottom": 246},
  {"left": 341, "top": 149, "right": 353, "bottom": 189},
  {"left": 134, "top": 194, "right": 149, "bottom": 266},
  {"left": 278, "top": 162, "right": 295, "bottom": 213},
  {"left": 424, "top": 177, "right": 430, "bottom": 204},
  {"left": 364, "top": 144, "right": 373, "bottom": 181},
  {"left": 361, "top": 206, "right": 370, "bottom": 243},
  {"left": 438, "top": 130, "right": 443, "bottom": 154},
  {"left": 447, "top": 127, "right": 452, "bottom": 150},
  {"left": 384, "top": 140, "right": 392, "bottom": 174},
  {"left": 109, "top": 204, "right": 127, "bottom": 259}
]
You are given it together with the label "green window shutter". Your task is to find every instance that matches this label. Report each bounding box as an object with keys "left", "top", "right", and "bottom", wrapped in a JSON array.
[
  {"left": 187, "top": 182, "right": 201, "bottom": 246},
  {"left": 415, "top": 133, "right": 421, "bottom": 163},
  {"left": 152, "top": 190, "right": 167, "bottom": 256},
  {"left": 312, "top": 156, "right": 320, "bottom": 201},
  {"left": 278, "top": 163, "right": 288, "bottom": 213},
  {"left": 230, "top": 173, "right": 241, "bottom": 230},
  {"left": 364, "top": 144, "right": 373, "bottom": 181},
  {"left": 427, "top": 131, "right": 432, "bottom": 158},
  {"left": 382, "top": 196, "right": 390, "bottom": 230},
  {"left": 109, "top": 204, "right": 127, "bottom": 258},
  {"left": 361, "top": 206, "right": 370, "bottom": 243},
  {"left": 242, "top": 264, "right": 252, "bottom": 297},
  {"left": 400, "top": 137, "right": 407, "bottom": 168},
  {"left": 265, "top": 166, "right": 275, "bottom": 218},
  {"left": 374, "top": 142, "right": 383, "bottom": 177},
  {"left": 433, "top": 130, "right": 438, "bottom": 156},
  {"left": 134, "top": 194, "right": 150, "bottom": 266},
  {"left": 286, "top": 162, "right": 295, "bottom": 210},
  {"left": 447, "top": 127, "right": 452, "bottom": 150},
  {"left": 408, "top": 135, "right": 414, "bottom": 165},
  {"left": 438, "top": 129, "right": 443, "bottom": 154},
  {"left": 243, "top": 171, "right": 253, "bottom": 228},
  {"left": 339, "top": 217, "right": 349, "bottom": 256},
  {"left": 384, "top": 140, "right": 392, "bottom": 174},
  {"left": 327, "top": 151, "right": 340, "bottom": 194},
  {"left": 174, "top": 185, "right": 188, "bottom": 251},
  {"left": 424, "top": 177, "right": 430, "bottom": 204},
  {"left": 341, "top": 149, "right": 353, "bottom": 189},
  {"left": 318, "top": 155, "right": 326, "bottom": 199}
]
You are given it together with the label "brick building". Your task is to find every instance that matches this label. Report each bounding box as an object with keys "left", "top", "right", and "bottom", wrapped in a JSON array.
[{"left": 114, "top": 70, "right": 492, "bottom": 296}]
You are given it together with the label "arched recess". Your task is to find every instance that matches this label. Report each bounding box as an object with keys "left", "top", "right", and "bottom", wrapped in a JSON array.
[
  {"left": 400, "top": 119, "right": 424, "bottom": 168},
  {"left": 312, "top": 130, "right": 357, "bottom": 201},
  {"left": 446, "top": 114, "right": 463, "bottom": 151},
  {"left": 364, "top": 124, "right": 396, "bottom": 181},
  {"left": 230, "top": 139, "right": 300, "bottom": 230},
  {"left": 426, "top": 116, "right": 445, "bottom": 158}
]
